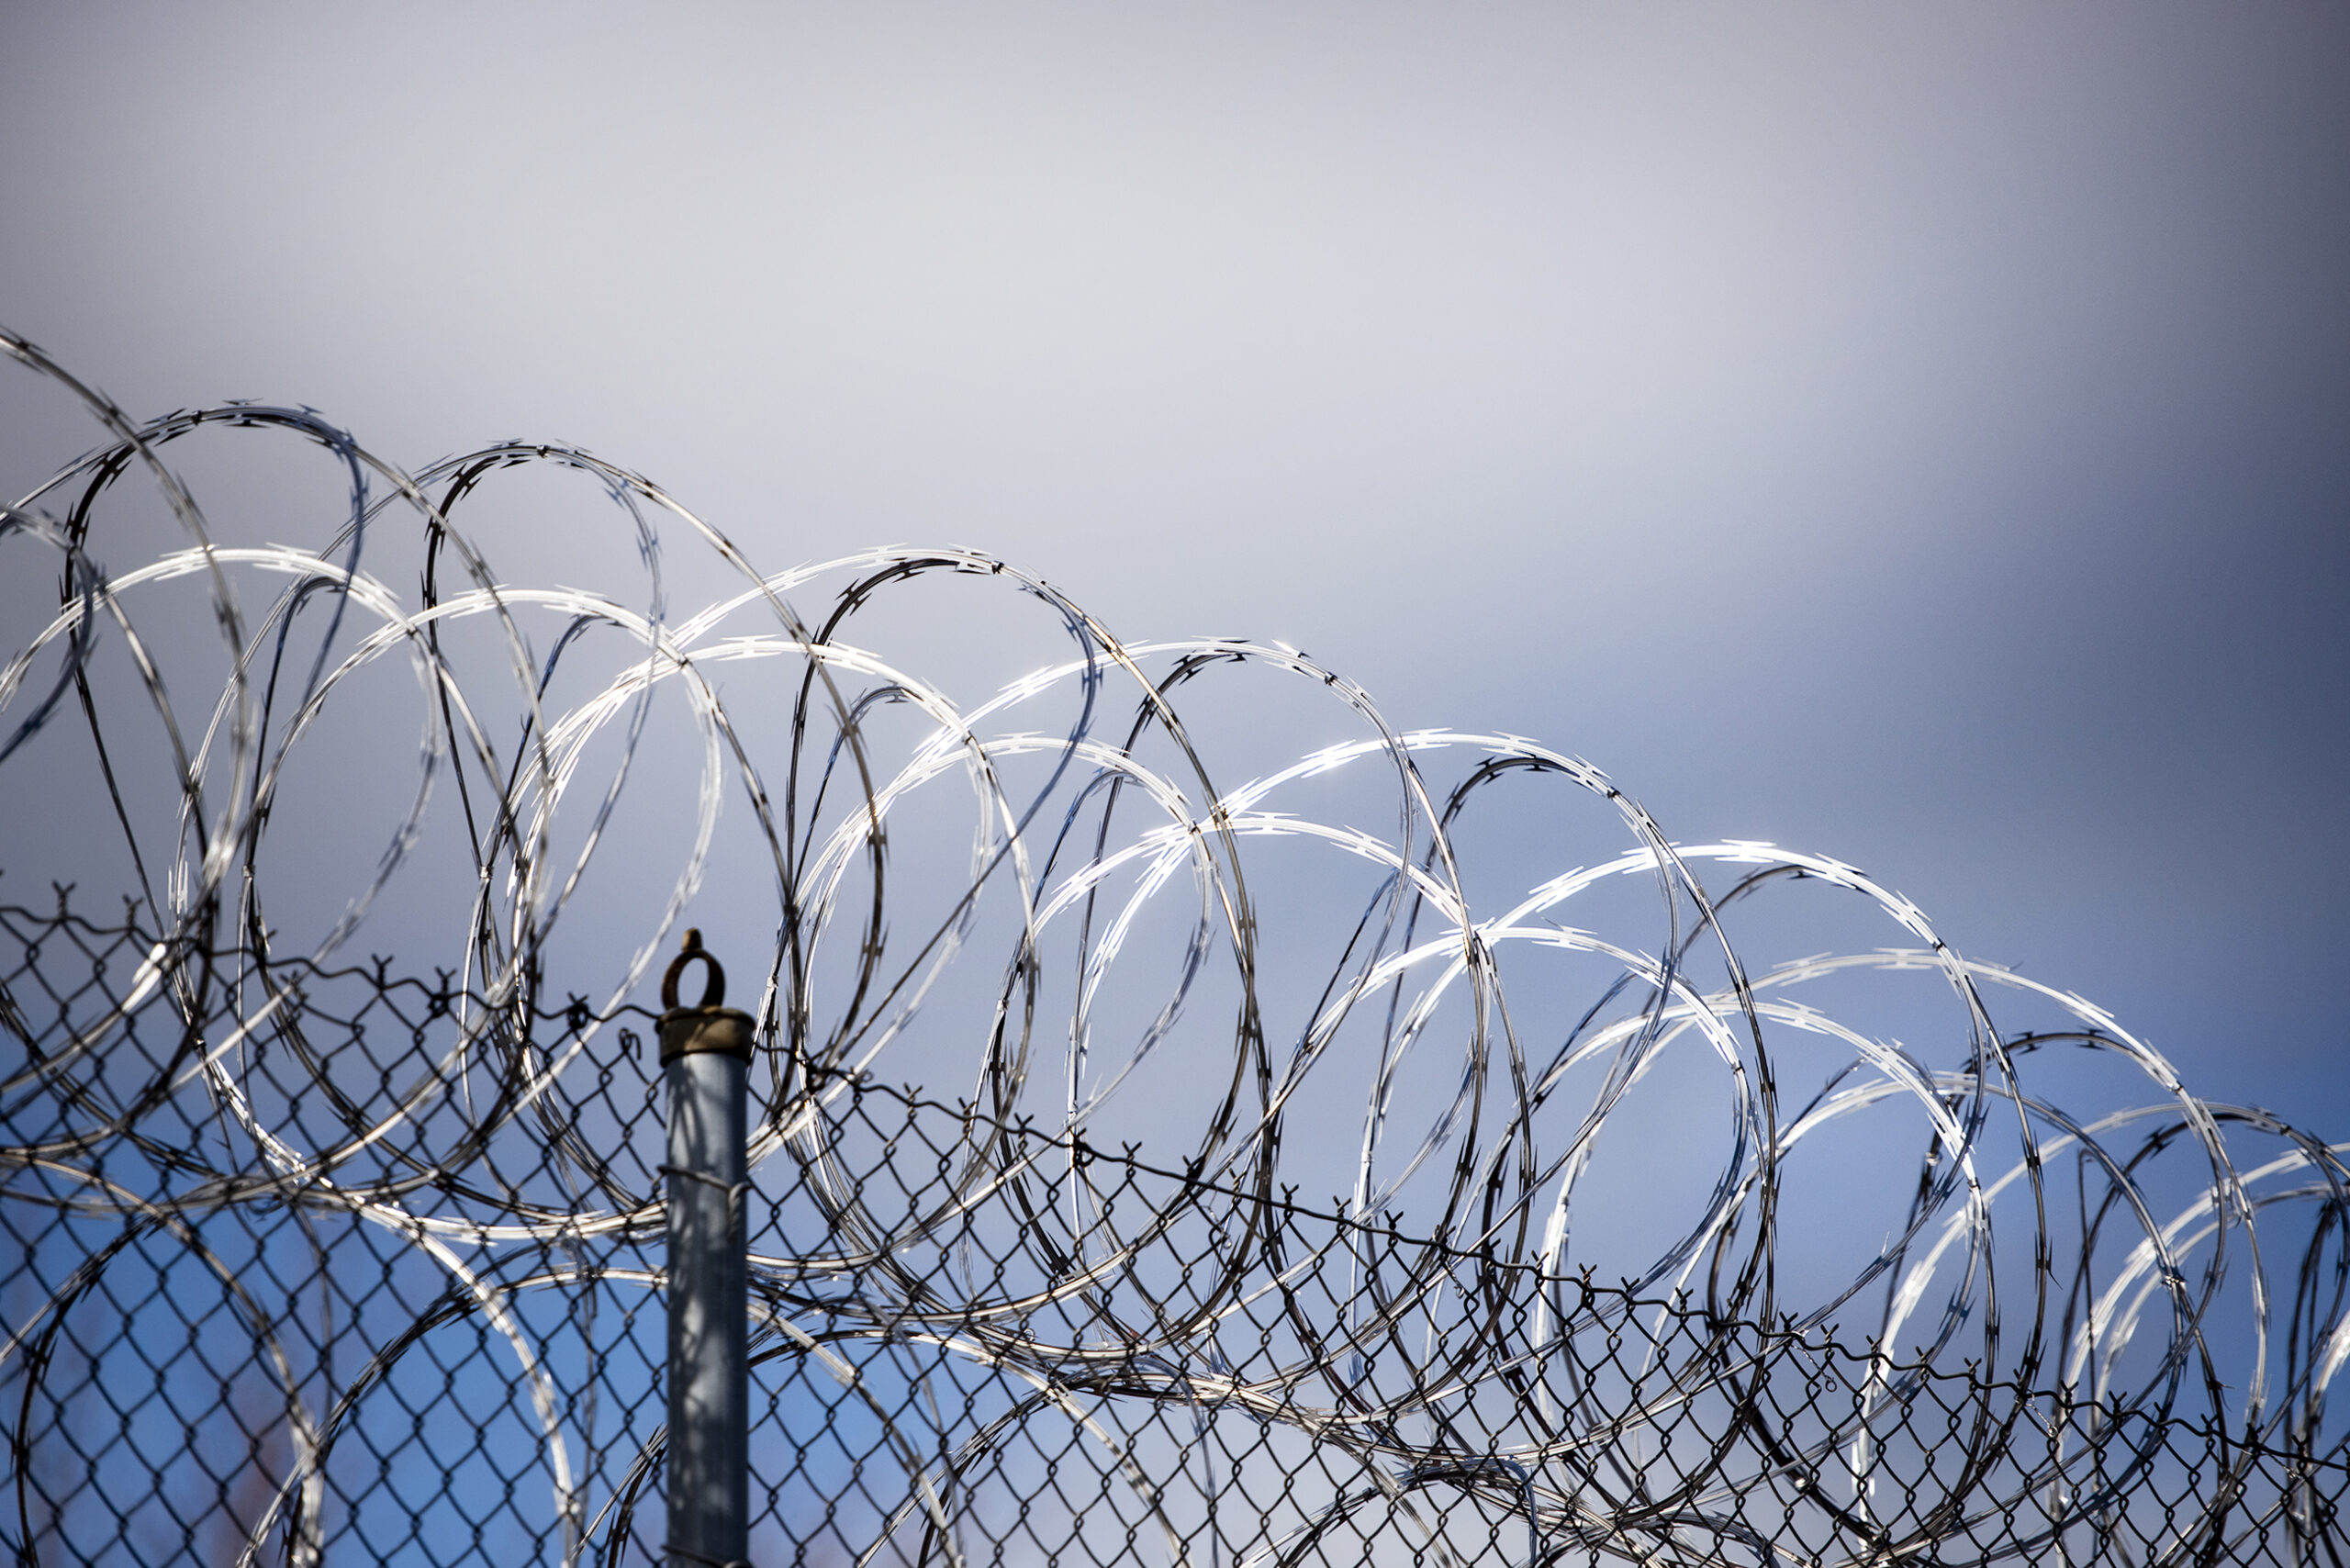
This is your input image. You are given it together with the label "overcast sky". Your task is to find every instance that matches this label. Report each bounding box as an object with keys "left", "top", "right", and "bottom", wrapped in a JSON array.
[{"left": 4, "top": 2, "right": 2346, "bottom": 1129}]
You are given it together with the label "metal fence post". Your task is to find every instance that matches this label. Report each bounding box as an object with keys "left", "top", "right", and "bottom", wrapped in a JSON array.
[{"left": 658, "top": 929, "right": 755, "bottom": 1568}]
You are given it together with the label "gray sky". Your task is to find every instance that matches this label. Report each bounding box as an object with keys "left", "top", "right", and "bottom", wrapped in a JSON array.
[{"left": 4, "top": 1, "right": 2346, "bottom": 1128}]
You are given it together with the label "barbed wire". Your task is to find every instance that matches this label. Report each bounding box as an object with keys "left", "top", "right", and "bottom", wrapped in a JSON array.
[{"left": 4, "top": 324, "right": 2345, "bottom": 1564}]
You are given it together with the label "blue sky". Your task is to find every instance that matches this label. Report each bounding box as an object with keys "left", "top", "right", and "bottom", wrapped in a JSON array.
[{"left": 4, "top": 0, "right": 2345, "bottom": 1137}]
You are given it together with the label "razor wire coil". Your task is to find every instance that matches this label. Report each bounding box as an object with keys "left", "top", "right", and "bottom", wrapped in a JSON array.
[{"left": 4, "top": 326, "right": 2347, "bottom": 1566}]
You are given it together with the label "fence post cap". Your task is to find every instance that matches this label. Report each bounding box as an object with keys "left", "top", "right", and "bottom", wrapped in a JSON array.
[
  {"left": 658, "top": 930, "right": 755, "bottom": 1061},
  {"left": 658, "top": 1006, "right": 755, "bottom": 1064}
]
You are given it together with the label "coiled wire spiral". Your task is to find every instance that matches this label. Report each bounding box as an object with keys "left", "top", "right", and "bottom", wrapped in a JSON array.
[{"left": 4, "top": 326, "right": 2344, "bottom": 1566}]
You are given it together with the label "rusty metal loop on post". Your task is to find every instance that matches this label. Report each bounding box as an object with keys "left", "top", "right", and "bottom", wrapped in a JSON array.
[
  {"left": 662, "top": 927, "right": 725, "bottom": 1012},
  {"left": 658, "top": 929, "right": 754, "bottom": 1064}
]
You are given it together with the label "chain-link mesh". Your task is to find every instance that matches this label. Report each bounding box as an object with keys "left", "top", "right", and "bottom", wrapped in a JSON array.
[{"left": 6, "top": 900, "right": 2344, "bottom": 1567}]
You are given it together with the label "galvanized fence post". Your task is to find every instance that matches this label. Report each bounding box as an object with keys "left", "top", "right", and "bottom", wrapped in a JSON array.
[{"left": 658, "top": 929, "right": 755, "bottom": 1568}]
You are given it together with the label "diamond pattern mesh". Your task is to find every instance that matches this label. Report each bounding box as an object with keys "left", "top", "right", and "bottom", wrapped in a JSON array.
[{"left": 6, "top": 900, "right": 2344, "bottom": 1568}]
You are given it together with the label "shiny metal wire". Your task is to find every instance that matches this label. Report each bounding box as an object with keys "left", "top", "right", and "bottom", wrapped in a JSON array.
[{"left": 4, "top": 327, "right": 2345, "bottom": 1566}]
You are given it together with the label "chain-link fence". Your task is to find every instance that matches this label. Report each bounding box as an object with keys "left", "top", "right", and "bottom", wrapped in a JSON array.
[{"left": 6, "top": 898, "right": 2344, "bottom": 1567}]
